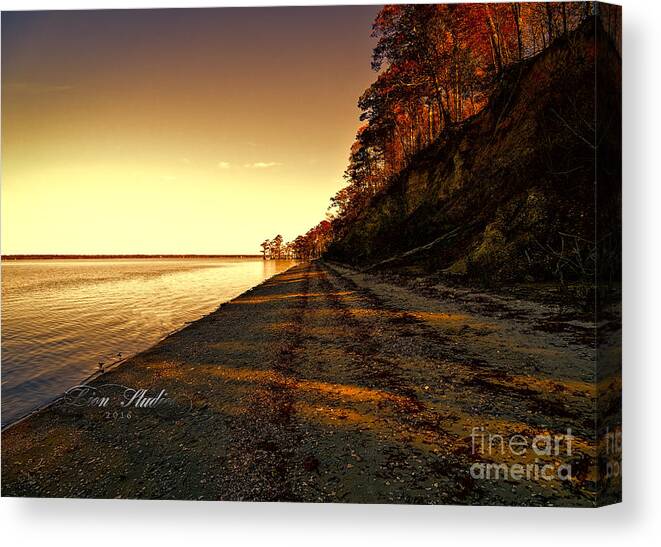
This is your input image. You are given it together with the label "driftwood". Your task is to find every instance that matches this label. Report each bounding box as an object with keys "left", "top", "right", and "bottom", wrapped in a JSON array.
[{"left": 363, "top": 224, "right": 472, "bottom": 272}]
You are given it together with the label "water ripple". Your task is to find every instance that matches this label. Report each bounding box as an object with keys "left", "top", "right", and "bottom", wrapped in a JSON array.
[{"left": 1, "top": 258, "right": 296, "bottom": 426}]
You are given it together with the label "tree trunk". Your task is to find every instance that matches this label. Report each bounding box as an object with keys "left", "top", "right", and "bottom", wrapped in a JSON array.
[
  {"left": 545, "top": 4, "right": 555, "bottom": 43},
  {"left": 428, "top": 102, "right": 434, "bottom": 144},
  {"left": 485, "top": 8, "right": 503, "bottom": 72},
  {"left": 512, "top": 4, "right": 523, "bottom": 60}
]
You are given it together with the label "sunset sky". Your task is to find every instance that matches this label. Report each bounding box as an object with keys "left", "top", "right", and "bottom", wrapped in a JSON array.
[{"left": 1, "top": 6, "right": 380, "bottom": 254}]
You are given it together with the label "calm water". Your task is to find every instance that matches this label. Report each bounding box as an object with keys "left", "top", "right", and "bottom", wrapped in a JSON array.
[{"left": 1, "top": 258, "right": 296, "bottom": 426}]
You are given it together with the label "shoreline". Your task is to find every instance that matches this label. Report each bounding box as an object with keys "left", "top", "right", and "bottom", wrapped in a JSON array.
[
  {"left": 1, "top": 255, "right": 264, "bottom": 260},
  {"left": 2, "top": 261, "right": 616, "bottom": 505},
  {"left": 1, "top": 261, "right": 300, "bottom": 432}
]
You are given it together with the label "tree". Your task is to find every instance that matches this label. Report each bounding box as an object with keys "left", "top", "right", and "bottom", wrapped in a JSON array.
[
  {"left": 270, "top": 235, "right": 283, "bottom": 260},
  {"left": 260, "top": 239, "right": 270, "bottom": 260}
]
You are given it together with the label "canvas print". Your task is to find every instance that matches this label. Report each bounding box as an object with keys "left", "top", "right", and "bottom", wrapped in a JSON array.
[{"left": 1, "top": 2, "right": 621, "bottom": 507}]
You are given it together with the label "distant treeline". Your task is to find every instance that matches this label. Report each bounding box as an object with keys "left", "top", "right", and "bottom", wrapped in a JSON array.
[
  {"left": 2, "top": 254, "right": 263, "bottom": 260},
  {"left": 260, "top": 222, "right": 331, "bottom": 260}
]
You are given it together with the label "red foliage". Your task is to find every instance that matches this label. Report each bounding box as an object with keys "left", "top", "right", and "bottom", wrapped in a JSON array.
[{"left": 264, "top": 3, "right": 611, "bottom": 256}]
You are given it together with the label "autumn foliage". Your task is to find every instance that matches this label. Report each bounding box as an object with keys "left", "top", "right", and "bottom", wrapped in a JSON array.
[
  {"left": 261, "top": 221, "right": 332, "bottom": 260},
  {"left": 263, "top": 3, "right": 621, "bottom": 261}
]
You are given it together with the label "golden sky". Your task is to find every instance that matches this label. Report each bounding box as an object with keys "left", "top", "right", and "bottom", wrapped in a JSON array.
[{"left": 1, "top": 6, "right": 379, "bottom": 254}]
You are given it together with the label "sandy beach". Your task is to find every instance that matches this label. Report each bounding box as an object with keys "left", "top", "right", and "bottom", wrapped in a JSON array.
[{"left": 1, "top": 261, "right": 615, "bottom": 505}]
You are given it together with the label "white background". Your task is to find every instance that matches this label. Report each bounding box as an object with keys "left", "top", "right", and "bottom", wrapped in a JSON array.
[{"left": 1, "top": 0, "right": 659, "bottom": 545}]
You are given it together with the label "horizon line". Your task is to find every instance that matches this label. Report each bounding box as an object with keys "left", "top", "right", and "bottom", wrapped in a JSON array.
[{"left": 1, "top": 253, "right": 265, "bottom": 260}]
